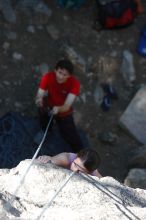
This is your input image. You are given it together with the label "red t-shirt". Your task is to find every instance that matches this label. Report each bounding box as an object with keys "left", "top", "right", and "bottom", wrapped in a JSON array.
[{"left": 39, "top": 71, "right": 80, "bottom": 117}]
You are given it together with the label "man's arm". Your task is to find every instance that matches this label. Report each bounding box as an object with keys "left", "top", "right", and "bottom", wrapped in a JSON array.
[
  {"left": 52, "top": 93, "right": 76, "bottom": 115},
  {"left": 51, "top": 152, "right": 70, "bottom": 167},
  {"left": 35, "top": 88, "right": 46, "bottom": 107},
  {"left": 37, "top": 153, "right": 70, "bottom": 168}
]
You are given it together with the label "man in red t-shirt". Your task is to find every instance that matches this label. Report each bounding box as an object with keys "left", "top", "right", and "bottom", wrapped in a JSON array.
[{"left": 35, "top": 59, "right": 83, "bottom": 152}]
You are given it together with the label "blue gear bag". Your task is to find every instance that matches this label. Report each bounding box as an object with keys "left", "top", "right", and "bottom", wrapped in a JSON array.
[
  {"left": 57, "top": 0, "right": 86, "bottom": 9},
  {"left": 138, "top": 25, "right": 146, "bottom": 57}
]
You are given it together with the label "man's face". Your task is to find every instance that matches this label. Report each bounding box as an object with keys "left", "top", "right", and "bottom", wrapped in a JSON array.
[
  {"left": 55, "top": 68, "right": 70, "bottom": 83},
  {"left": 70, "top": 157, "right": 88, "bottom": 174}
]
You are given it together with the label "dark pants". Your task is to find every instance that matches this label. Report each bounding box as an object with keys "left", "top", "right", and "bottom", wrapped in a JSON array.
[{"left": 38, "top": 107, "right": 84, "bottom": 153}]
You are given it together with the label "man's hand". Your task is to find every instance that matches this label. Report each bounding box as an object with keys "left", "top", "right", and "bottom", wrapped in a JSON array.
[
  {"left": 52, "top": 93, "right": 77, "bottom": 115},
  {"left": 35, "top": 88, "right": 46, "bottom": 107},
  {"left": 35, "top": 96, "right": 43, "bottom": 107},
  {"left": 37, "top": 155, "right": 52, "bottom": 163},
  {"left": 52, "top": 106, "right": 60, "bottom": 115}
]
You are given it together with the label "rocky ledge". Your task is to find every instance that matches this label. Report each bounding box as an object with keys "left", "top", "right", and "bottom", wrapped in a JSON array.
[{"left": 0, "top": 160, "right": 146, "bottom": 220}]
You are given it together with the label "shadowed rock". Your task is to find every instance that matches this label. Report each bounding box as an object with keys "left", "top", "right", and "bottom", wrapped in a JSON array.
[
  {"left": 120, "top": 85, "right": 146, "bottom": 144},
  {"left": 124, "top": 168, "right": 146, "bottom": 189},
  {"left": 128, "top": 145, "right": 146, "bottom": 168},
  {"left": 0, "top": 0, "right": 16, "bottom": 23}
]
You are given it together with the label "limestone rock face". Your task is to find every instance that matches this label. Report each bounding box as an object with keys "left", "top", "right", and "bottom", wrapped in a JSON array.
[{"left": 0, "top": 160, "right": 146, "bottom": 220}]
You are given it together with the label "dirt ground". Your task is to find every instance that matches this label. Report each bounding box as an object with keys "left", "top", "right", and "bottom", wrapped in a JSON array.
[{"left": 0, "top": 0, "right": 146, "bottom": 182}]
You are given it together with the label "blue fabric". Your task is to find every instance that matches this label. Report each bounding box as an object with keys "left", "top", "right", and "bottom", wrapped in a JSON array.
[
  {"left": 57, "top": 0, "right": 86, "bottom": 9},
  {"left": 0, "top": 112, "right": 89, "bottom": 169},
  {"left": 138, "top": 25, "right": 146, "bottom": 57},
  {"left": 0, "top": 112, "right": 39, "bottom": 168}
]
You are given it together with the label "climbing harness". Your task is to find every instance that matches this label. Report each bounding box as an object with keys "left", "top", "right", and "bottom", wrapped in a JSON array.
[
  {"left": 35, "top": 171, "right": 76, "bottom": 220},
  {"left": 7, "top": 113, "right": 54, "bottom": 207}
]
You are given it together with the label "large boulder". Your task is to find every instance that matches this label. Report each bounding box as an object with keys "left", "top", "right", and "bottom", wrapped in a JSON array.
[
  {"left": 124, "top": 168, "right": 146, "bottom": 189},
  {"left": 128, "top": 145, "right": 146, "bottom": 168},
  {"left": 0, "top": 160, "right": 146, "bottom": 219},
  {"left": 120, "top": 85, "right": 146, "bottom": 144}
]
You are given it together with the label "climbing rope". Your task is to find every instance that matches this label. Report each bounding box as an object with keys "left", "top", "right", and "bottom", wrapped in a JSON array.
[
  {"left": 35, "top": 171, "right": 76, "bottom": 220},
  {"left": 7, "top": 113, "right": 54, "bottom": 206},
  {"left": 34, "top": 172, "right": 98, "bottom": 220},
  {"left": 79, "top": 173, "right": 141, "bottom": 220},
  {"left": 34, "top": 171, "right": 141, "bottom": 220}
]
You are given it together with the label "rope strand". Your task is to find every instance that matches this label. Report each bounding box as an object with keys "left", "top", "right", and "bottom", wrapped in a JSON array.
[
  {"left": 7, "top": 114, "right": 54, "bottom": 206},
  {"left": 35, "top": 171, "right": 76, "bottom": 220}
]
